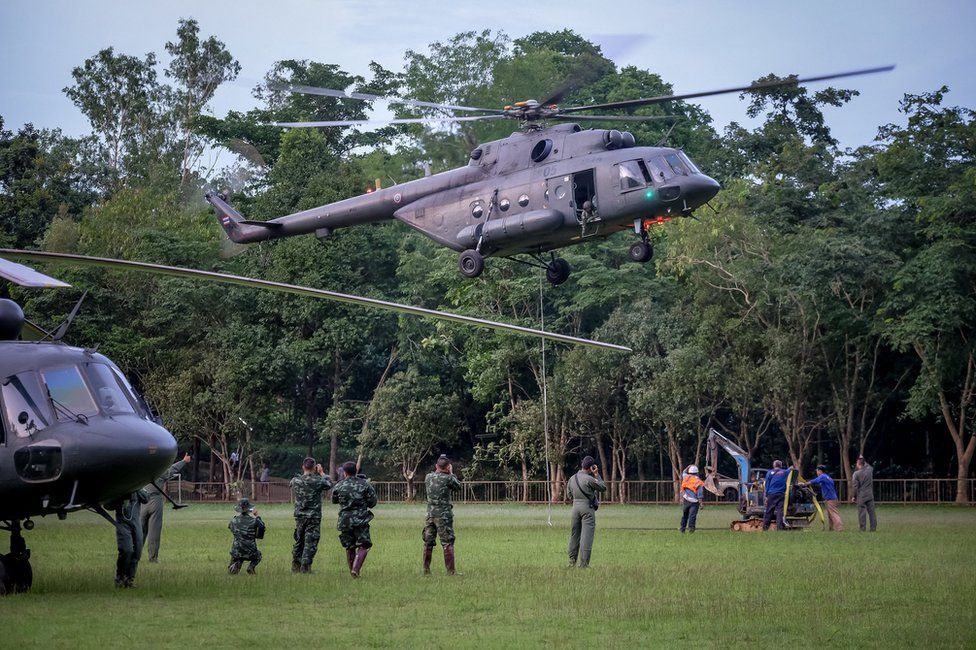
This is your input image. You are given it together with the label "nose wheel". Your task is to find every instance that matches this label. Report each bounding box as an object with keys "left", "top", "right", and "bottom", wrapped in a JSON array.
[
  {"left": 459, "top": 249, "right": 485, "bottom": 278},
  {"left": 545, "top": 257, "right": 571, "bottom": 285},
  {"left": 628, "top": 241, "right": 653, "bottom": 263},
  {"left": 0, "top": 520, "right": 33, "bottom": 595}
]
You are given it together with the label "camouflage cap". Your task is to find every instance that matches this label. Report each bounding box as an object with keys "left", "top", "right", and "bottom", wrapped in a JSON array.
[{"left": 235, "top": 497, "right": 253, "bottom": 513}]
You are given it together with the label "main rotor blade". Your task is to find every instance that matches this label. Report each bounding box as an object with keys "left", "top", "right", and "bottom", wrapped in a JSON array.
[
  {"left": 560, "top": 65, "right": 895, "bottom": 114},
  {"left": 0, "top": 255, "right": 71, "bottom": 287},
  {"left": 279, "top": 84, "right": 505, "bottom": 114},
  {"left": 273, "top": 115, "right": 507, "bottom": 128},
  {"left": 554, "top": 114, "right": 682, "bottom": 122},
  {"left": 0, "top": 250, "right": 631, "bottom": 353}
]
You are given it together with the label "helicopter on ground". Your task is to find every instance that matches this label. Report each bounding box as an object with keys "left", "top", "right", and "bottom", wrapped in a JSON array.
[
  {"left": 207, "top": 66, "right": 893, "bottom": 285},
  {"left": 0, "top": 250, "right": 625, "bottom": 594}
]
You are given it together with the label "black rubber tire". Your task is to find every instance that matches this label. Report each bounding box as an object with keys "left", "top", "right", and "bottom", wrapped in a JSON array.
[
  {"left": 458, "top": 249, "right": 485, "bottom": 278},
  {"left": 545, "top": 258, "right": 571, "bottom": 285},
  {"left": 0, "top": 554, "right": 32, "bottom": 594},
  {"left": 628, "top": 241, "right": 653, "bottom": 263}
]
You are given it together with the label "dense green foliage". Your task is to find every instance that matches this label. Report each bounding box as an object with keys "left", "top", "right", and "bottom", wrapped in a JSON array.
[
  {"left": 3, "top": 505, "right": 975, "bottom": 647},
  {"left": 2, "top": 25, "right": 974, "bottom": 500}
]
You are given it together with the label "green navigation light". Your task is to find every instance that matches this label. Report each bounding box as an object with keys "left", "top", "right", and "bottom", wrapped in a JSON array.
[{"left": 644, "top": 190, "right": 654, "bottom": 200}]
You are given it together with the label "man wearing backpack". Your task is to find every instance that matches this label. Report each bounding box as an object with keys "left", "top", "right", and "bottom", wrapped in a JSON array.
[{"left": 566, "top": 456, "right": 606, "bottom": 569}]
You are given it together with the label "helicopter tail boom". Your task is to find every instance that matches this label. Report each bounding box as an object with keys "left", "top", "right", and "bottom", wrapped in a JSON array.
[{"left": 205, "top": 192, "right": 283, "bottom": 243}]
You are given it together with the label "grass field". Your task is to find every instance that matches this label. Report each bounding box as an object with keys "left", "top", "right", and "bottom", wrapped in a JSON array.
[{"left": 3, "top": 503, "right": 975, "bottom": 648}]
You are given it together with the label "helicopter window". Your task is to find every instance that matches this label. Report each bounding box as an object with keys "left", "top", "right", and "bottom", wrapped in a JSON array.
[
  {"left": 499, "top": 198, "right": 510, "bottom": 212},
  {"left": 664, "top": 153, "right": 689, "bottom": 176},
  {"left": 108, "top": 366, "right": 152, "bottom": 419},
  {"left": 84, "top": 363, "right": 136, "bottom": 415},
  {"left": 41, "top": 366, "right": 99, "bottom": 421},
  {"left": 2, "top": 372, "right": 51, "bottom": 437},
  {"left": 518, "top": 194, "right": 529, "bottom": 208},
  {"left": 678, "top": 152, "right": 701, "bottom": 174},
  {"left": 647, "top": 156, "right": 672, "bottom": 182},
  {"left": 617, "top": 161, "right": 646, "bottom": 191},
  {"left": 471, "top": 201, "right": 484, "bottom": 219}
]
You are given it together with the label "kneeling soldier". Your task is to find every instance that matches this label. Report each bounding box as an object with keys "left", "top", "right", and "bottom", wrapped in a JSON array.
[
  {"left": 332, "top": 461, "right": 378, "bottom": 578},
  {"left": 228, "top": 498, "right": 265, "bottom": 575},
  {"left": 423, "top": 454, "right": 462, "bottom": 575}
]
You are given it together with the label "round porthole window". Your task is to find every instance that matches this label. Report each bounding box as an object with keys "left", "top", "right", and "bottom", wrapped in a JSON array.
[
  {"left": 471, "top": 202, "right": 484, "bottom": 218},
  {"left": 555, "top": 185, "right": 567, "bottom": 200},
  {"left": 518, "top": 194, "right": 529, "bottom": 207},
  {"left": 499, "top": 198, "right": 510, "bottom": 212}
]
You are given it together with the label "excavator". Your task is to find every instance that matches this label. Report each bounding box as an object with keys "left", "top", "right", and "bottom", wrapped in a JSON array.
[{"left": 703, "top": 428, "right": 822, "bottom": 531}]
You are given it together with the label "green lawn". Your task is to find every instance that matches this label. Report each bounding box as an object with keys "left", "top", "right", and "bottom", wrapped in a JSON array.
[{"left": 3, "top": 504, "right": 974, "bottom": 648}]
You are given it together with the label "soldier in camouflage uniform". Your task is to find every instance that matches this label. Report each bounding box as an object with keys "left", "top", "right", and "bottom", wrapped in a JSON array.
[
  {"left": 331, "top": 461, "right": 378, "bottom": 578},
  {"left": 290, "top": 457, "right": 332, "bottom": 573},
  {"left": 111, "top": 488, "right": 149, "bottom": 588},
  {"left": 423, "top": 454, "right": 462, "bottom": 575},
  {"left": 228, "top": 497, "right": 266, "bottom": 574}
]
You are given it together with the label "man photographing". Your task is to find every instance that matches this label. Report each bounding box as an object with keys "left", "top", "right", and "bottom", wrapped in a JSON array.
[
  {"left": 290, "top": 457, "right": 332, "bottom": 573},
  {"left": 423, "top": 454, "right": 462, "bottom": 575},
  {"left": 566, "top": 456, "right": 606, "bottom": 569}
]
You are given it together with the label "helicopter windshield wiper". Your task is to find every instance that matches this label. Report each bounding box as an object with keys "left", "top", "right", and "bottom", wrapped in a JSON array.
[{"left": 48, "top": 394, "right": 87, "bottom": 425}]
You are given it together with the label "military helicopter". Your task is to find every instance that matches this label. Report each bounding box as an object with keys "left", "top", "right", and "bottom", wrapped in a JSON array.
[
  {"left": 0, "top": 249, "right": 626, "bottom": 594},
  {"left": 207, "top": 65, "right": 893, "bottom": 285},
  {"left": 0, "top": 258, "right": 178, "bottom": 594}
]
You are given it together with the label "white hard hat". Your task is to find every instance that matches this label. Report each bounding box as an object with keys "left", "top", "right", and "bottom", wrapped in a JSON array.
[{"left": 687, "top": 465, "right": 699, "bottom": 475}]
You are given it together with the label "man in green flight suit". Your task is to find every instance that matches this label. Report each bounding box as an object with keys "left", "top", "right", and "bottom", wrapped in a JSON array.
[
  {"left": 141, "top": 452, "right": 191, "bottom": 563},
  {"left": 423, "top": 454, "right": 462, "bottom": 575},
  {"left": 290, "top": 457, "right": 332, "bottom": 573},
  {"left": 228, "top": 497, "right": 265, "bottom": 575},
  {"left": 111, "top": 488, "right": 149, "bottom": 588},
  {"left": 566, "top": 455, "right": 606, "bottom": 569},
  {"left": 331, "top": 461, "right": 378, "bottom": 578}
]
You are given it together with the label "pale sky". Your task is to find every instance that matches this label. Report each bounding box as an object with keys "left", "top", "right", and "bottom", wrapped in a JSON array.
[{"left": 1, "top": 0, "right": 974, "bottom": 150}]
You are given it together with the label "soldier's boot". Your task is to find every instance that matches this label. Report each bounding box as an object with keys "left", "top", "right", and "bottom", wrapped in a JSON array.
[
  {"left": 299, "top": 563, "right": 312, "bottom": 574},
  {"left": 114, "top": 573, "right": 125, "bottom": 588},
  {"left": 444, "top": 544, "right": 460, "bottom": 576},
  {"left": 246, "top": 561, "right": 258, "bottom": 575},
  {"left": 350, "top": 547, "right": 369, "bottom": 578},
  {"left": 423, "top": 545, "right": 433, "bottom": 576},
  {"left": 291, "top": 560, "right": 301, "bottom": 573},
  {"left": 346, "top": 548, "right": 356, "bottom": 572},
  {"left": 228, "top": 560, "right": 242, "bottom": 575}
]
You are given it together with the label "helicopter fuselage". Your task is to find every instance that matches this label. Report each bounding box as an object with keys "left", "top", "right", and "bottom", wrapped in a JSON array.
[
  {"left": 0, "top": 342, "right": 177, "bottom": 521},
  {"left": 209, "top": 123, "right": 720, "bottom": 261}
]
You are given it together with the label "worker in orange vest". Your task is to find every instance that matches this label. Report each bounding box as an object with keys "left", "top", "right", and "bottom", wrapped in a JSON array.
[{"left": 679, "top": 465, "right": 705, "bottom": 533}]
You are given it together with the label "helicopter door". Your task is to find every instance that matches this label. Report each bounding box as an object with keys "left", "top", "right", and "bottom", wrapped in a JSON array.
[{"left": 572, "top": 170, "right": 598, "bottom": 234}]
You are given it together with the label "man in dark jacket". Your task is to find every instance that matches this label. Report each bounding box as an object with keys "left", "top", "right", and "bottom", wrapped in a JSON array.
[
  {"left": 852, "top": 456, "right": 877, "bottom": 531},
  {"left": 762, "top": 460, "right": 790, "bottom": 531}
]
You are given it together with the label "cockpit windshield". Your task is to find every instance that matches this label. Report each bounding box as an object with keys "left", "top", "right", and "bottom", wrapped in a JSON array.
[
  {"left": 678, "top": 151, "right": 701, "bottom": 174},
  {"left": 84, "top": 363, "right": 137, "bottom": 416},
  {"left": 40, "top": 366, "right": 99, "bottom": 421},
  {"left": 2, "top": 371, "right": 51, "bottom": 437}
]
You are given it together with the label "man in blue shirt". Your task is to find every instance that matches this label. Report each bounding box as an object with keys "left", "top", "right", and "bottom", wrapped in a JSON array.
[
  {"left": 761, "top": 460, "right": 790, "bottom": 531},
  {"left": 801, "top": 465, "right": 844, "bottom": 531}
]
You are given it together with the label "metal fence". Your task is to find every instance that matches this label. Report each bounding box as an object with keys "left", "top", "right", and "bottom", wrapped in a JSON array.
[{"left": 166, "top": 478, "right": 976, "bottom": 505}]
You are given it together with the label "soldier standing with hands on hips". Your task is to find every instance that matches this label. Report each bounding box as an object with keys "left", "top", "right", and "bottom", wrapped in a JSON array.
[
  {"left": 423, "top": 454, "right": 462, "bottom": 575},
  {"left": 566, "top": 456, "right": 606, "bottom": 569},
  {"left": 290, "top": 457, "right": 332, "bottom": 573}
]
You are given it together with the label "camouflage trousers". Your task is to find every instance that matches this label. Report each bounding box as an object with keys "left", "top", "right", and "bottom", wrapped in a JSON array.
[
  {"left": 338, "top": 524, "right": 372, "bottom": 549},
  {"left": 230, "top": 540, "right": 262, "bottom": 562},
  {"left": 293, "top": 516, "right": 321, "bottom": 566},
  {"left": 422, "top": 513, "right": 455, "bottom": 547}
]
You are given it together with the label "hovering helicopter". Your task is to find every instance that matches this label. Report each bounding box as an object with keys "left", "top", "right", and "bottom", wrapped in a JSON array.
[
  {"left": 0, "top": 249, "right": 626, "bottom": 594},
  {"left": 207, "top": 65, "right": 893, "bottom": 285},
  {"left": 0, "top": 258, "right": 178, "bottom": 594}
]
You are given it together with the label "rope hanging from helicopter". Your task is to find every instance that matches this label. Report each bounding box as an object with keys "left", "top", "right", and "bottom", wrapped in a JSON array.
[{"left": 540, "top": 267, "right": 553, "bottom": 527}]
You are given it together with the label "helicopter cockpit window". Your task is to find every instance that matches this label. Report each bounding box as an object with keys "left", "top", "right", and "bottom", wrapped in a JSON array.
[
  {"left": 84, "top": 363, "right": 136, "bottom": 416},
  {"left": 677, "top": 152, "right": 701, "bottom": 174},
  {"left": 647, "top": 156, "right": 672, "bottom": 182},
  {"left": 40, "top": 366, "right": 99, "bottom": 421},
  {"left": 617, "top": 160, "right": 647, "bottom": 191},
  {"left": 109, "top": 366, "right": 151, "bottom": 419},
  {"left": 2, "top": 371, "right": 51, "bottom": 438},
  {"left": 664, "top": 153, "right": 689, "bottom": 176}
]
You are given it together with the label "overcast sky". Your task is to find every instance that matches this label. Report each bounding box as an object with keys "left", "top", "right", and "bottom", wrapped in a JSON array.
[{"left": 1, "top": 0, "right": 974, "bottom": 150}]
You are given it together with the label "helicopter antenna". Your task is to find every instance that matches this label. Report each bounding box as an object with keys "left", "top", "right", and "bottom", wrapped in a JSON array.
[
  {"left": 51, "top": 290, "right": 88, "bottom": 342},
  {"left": 655, "top": 120, "right": 681, "bottom": 147}
]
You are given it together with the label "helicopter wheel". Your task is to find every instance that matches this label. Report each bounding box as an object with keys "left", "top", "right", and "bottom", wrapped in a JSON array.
[
  {"left": 545, "top": 258, "right": 571, "bottom": 286},
  {"left": 628, "top": 241, "right": 653, "bottom": 263},
  {"left": 458, "top": 249, "right": 485, "bottom": 278}
]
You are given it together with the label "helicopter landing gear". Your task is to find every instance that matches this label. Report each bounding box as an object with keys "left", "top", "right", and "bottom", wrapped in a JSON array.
[
  {"left": 458, "top": 249, "right": 485, "bottom": 278},
  {"left": 628, "top": 241, "right": 653, "bottom": 263},
  {"left": 545, "top": 257, "right": 571, "bottom": 286},
  {"left": 0, "top": 520, "right": 33, "bottom": 595}
]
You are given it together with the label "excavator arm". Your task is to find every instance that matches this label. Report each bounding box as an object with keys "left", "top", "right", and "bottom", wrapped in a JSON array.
[{"left": 703, "top": 428, "right": 751, "bottom": 497}]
